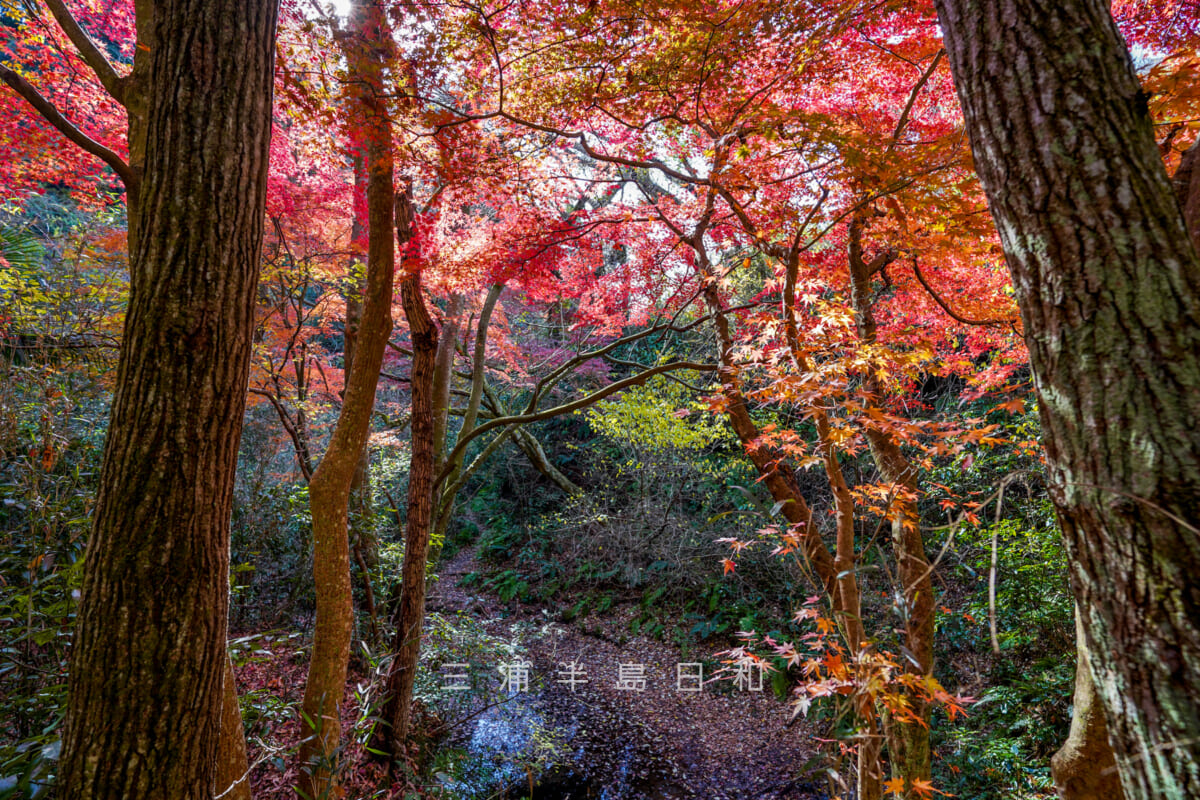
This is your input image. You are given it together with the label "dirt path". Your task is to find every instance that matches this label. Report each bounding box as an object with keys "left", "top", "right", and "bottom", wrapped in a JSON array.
[{"left": 427, "top": 547, "right": 827, "bottom": 799}]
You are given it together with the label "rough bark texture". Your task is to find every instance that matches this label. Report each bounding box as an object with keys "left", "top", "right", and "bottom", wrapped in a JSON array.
[
  {"left": 1053, "top": 610, "right": 1124, "bottom": 799},
  {"left": 346, "top": 274, "right": 380, "bottom": 633},
  {"left": 346, "top": 147, "right": 380, "bottom": 633},
  {"left": 375, "top": 189, "right": 439, "bottom": 758},
  {"left": 57, "top": 1, "right": 278, "bottom": 797},
  {"left": 431, "top": 293, "right": 462, "bottom": 473},
  {"left": 427, "top": 293, "right": 462, "bottom": 565},
  {"left": 934, "top": 1, "right": 1200, "bottom": 797},
  {"left": 1174, "top": 138, "right": 1200, "bottom": 246}
]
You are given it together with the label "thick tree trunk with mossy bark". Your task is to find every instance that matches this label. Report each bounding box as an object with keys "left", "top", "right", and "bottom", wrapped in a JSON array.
[
  {"left": 934, "top": 1, "right": 1200, "bottom": 797},
  {"left": 297, "top": 2, "right": 395, "bottom": 795},
  {"left": 53, "top": 2, "right": 277, "bottom": 798},
  {"left": 1049, "top": 133, "right": 1200, "bottom": 800}
]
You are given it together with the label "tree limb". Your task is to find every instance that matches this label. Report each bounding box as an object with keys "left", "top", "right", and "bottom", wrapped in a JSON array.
[
  {"left": 248, "top": 388, "right": 314, "bottom": 482},
  {"left": 0, "top": 63, "right": 135, "bottom": 189},
  {"left": 435, "top": 360, "right": 717, "bottom": 488},
  {"left": 909, "top": 255, "right": 1018, "bottom": 329},
  {"left": 41, "top": 0, "right": 128, "bottom": 103}
]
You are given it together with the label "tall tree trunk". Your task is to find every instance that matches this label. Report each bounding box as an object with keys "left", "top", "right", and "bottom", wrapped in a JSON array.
[
  {"left": 297, "top": 2, "right": 395, "bottom": 795},
  {"left": 843, "top": 218, "right": 934, "bottom": 796},
  {"left": 345, "top": 144, "right": 379, "bottom": 638},
  {"left": 346, "top": 280, "right": 380, "bottom": 634},
  {"left": 374, "top": 188, "right": 439, "bottom": 759},
  {"left": 426, "top": 293, "right": 462, "bottom": 567},
  {"left": 934, "top": 1, "right": 1200, "bottom": 797},
  {"left": 57, "top": 1, "right": 278, "bottom": 797},
  {"left": 431, "top": 293, "right": 462, "bottom": 473}
]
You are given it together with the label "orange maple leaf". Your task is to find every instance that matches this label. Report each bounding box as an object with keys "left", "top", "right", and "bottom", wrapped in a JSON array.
[{"left": 911, "top": 777, "right": 952, "bottom": 797}]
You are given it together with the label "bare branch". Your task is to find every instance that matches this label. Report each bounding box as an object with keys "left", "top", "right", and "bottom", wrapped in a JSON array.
[
  {"left": 248, "top": 388, "right": 314, "bottom": 482},
  {"left": 888, "top": 50, "right": 945, "bottom": 152}
]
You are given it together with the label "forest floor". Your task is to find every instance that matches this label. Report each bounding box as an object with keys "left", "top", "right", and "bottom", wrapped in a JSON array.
[
  {"left": 422, "top": 546, "right": 829, "bottom": 799},
  {"left": 237, "top": 546, "right": 828, "bottom": 799}
]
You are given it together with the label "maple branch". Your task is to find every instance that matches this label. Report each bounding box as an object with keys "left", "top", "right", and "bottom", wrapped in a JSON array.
[
  {"left": 0, "top": 63, "right": 135, "bottom": 189},
  {"left": 41, "top": 0, "right": 127, "bottom": 104},
  {"left": 867, "top": 249, "right": 898, "bottom": 275},
  {"left": 909, "top": 256, "right": 1017, "bottom": 328},
  {"left": 434, "top": 360, "right": 718, "bottom": 489},
  {"left": 429, "top": 96, "right": 717, "bottom": 190},
  {"left": 248, "top": 388, "right": 314, "bottom": 482},
  {"left": 889, "top": 49, "right": 945, "bottom": 152},
  {"left": 478, "top": 370, "right": 583, "bottom": 495},
  {"left": 518, "top": 305, "right": 719, "bottom": 412}
]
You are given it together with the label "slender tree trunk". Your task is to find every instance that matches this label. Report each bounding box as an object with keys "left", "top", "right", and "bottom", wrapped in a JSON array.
[
  {"left": 431, "top": 293, "right": 462, "bottom": 473},
  {"left": 858, "top": 716, "right": 885, "bottom": 800},
  {"left": 779, "top": 247, "right": 884, "bottom": 799},
  {"left": 697, "top": 283, "right": 842, "bottom": 617},
  {"left": 432, "top": 284, "right": 503, "bottom": 551},
  {"left": 426, "top": 293, "right": 461, "bottom": 566},
  {"left": 345, "top": 275, "right": 380, "bottom": 637},
  {"left": 345, "top": 293, "right": 378, "bottom": 545},
  {"left": 345, "top": 142, "right": 376, "bottom": 569},
  {"left": 343, "top": 146, "right": 379, "bottom": 641},
  {"left": 843, "top": 219, "right": 934, "bottom": 796},
  {"left": 57, "top": 2, "right": 278, "bottom": 797},
  {"left": 297, "top": 2, "right": 395, "bottom": 795},
  {"left": 934, "top": 1, "right": 1200, "bottom": 796},
  {"left": 374, "top": 188, "right": 439, "bottom": 759},
  {"left": 696, "top": 242, "right": 877, "bottom": 797}
]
